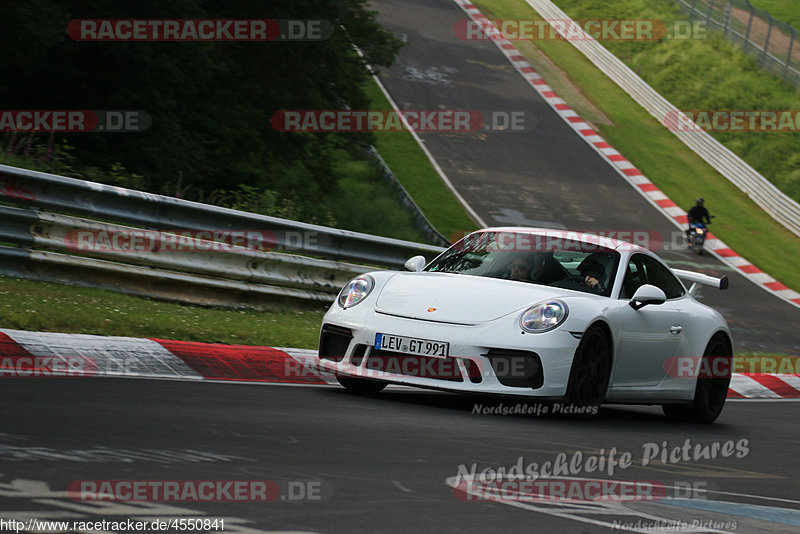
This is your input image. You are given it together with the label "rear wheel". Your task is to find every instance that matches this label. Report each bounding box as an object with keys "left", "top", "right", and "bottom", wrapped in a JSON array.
[
  {"left": 336, "top": 375, "right": 387, "bottom": 394},
  {"left": 663, "top": 333, "right": 731, "bottom": 423},
  {"left": 565, "top": 324, "right": 612, "bottom": 412}
]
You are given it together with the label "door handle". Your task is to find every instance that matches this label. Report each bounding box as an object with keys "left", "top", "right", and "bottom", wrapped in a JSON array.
[{"left": 670, "top": 325, "right": 683, "bottom": 335}]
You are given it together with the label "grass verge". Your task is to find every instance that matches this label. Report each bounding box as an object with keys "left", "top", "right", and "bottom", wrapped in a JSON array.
[
  {"left": 325, "top": 153, "right": 427, "bottom": 242},
  {"left": 748, "top": 0, "right": 800, "bottom": 27},
  {"left": 477, "top": 0, "right": 800, "bottom": 291},
  {"left": 364, "top": 78, "right": 479, "bottom": 240},
  {"left": 0, "top": 276, "right": 324, "bottom": 349}
]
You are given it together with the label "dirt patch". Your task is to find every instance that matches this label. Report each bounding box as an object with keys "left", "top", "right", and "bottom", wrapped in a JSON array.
[{"left": 729, "top": 4, "right": 799, "bottom": 66}]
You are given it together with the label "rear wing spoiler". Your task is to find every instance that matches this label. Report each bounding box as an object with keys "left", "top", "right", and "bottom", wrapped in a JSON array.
[{"left": 672, "top": 269, "right": 729, "bottom": 296}]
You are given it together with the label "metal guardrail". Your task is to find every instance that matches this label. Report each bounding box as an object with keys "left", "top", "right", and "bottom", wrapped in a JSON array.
[
  {"left": 525, "top": 0, "right": 800, "bottom": 239},
  {"left": 0, "top": 164, "right": 447, "bottom": 307}
]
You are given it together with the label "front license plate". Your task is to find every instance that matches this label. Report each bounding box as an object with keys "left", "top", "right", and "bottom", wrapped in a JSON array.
[{"left": 375, "top": 333, "right": 449, "bottom": 358}]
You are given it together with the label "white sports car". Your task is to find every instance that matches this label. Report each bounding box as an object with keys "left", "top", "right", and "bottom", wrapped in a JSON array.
[{"left": 317, "top": 228, "right": 732, "bottom": 423}]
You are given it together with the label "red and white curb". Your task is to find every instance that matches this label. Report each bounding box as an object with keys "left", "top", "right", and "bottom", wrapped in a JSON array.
[
  {"left": 1, "top": 328, "right": 798, "bottom": 399},
  {"left": 728, "top": 373, "right": 800, "bottom": 399},
  {"left": 0, "top": 328, "right": 335, "bottom": 385},
  {"left": 453, "top": 0, "right": 800, "bottom": 310}
]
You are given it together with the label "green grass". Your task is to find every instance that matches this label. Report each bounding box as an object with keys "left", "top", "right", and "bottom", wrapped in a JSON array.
[
  {"left": 0, "top": 276, "right": 325, "bottom": 348},
  {"left": 364, "top": 79, "right": 479, "bottom": 240},
  {"left": 734, "top": 353, "right": 800, "bottom": 372},
  {"left": 748, "top": 0, "right": 800, "bottom": 27},
  {"left": 477, "top": 0, "right": 800, "bottom": 291},
  {"left": 325, "top": 154, "right": 427, "bottom": 242}
]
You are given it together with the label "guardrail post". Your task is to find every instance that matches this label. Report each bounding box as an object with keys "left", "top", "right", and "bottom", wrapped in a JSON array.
[
  {"left": 760, "top": 15, "right": 773, "bottom": 66},
  {"left": 783, "top": 28, "right": 795, "bottom": 80},
  {"left": 723, "top": 1, "right": 732, "bottom": 38},
  {"left": 743, "top": 5, "right": 754, "bottom": 52},
  {"left": 705, "top": 0, "right": 716, "bottom": 25}
]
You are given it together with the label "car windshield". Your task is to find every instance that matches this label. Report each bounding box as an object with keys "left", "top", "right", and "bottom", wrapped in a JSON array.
[{"left": 426, "top": 231, "right": 621, "bottom": 297}]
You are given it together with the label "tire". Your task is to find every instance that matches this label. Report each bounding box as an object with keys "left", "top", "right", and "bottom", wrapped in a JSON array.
[
  {"left": 336, "top": 375, "right": 387, "bottom": 394},
  {"left": 663, "top": 333, "right": 731, "bottom": 423},
  {"left": 565, "top": 324, "right": 612, "bottom": 412}
]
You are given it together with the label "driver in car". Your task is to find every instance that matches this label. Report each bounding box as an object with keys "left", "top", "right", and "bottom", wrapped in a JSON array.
[
  {"left": 578, "top": 259, "right": 605, "bottom": 292},
  {"left": 508, "top": 257, "right": 533, "bottom": 281}
]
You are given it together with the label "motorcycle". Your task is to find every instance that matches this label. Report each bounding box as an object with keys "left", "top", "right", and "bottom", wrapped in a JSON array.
[{"left": 688, "top": 220, "right": 711, "bottom": 255}]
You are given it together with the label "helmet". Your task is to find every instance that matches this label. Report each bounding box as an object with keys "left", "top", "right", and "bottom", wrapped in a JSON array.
[
  {"left": 577, "top": 252, "right": 612, "bottom": 277},
  {"left": 578, "top": 259, "right": 604, "bottom": 277},
  {"left": 696, "top": 198, "right": 704, "bottom": 205}
]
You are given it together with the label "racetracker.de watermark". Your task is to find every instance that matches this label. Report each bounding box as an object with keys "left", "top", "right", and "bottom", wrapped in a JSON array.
[
  {"left": 66, "top": 19, "right": 333, "bottom": 41},
  {"left": 0, "top": 355, "right": 98, "bottom": 377},
  {"left": 270, "top": 110, "right": 534, "bottom": 132},
  {"left": 67, "top": 480, "right": 330, "bottom": 502},
  {"left": 452, "top": 478, "right": 666, "bottom": 502},
  {"left": 448, "top": 229, "right": 722, "bottom": 253},
  {"left": 0, "top": 110, "right": 150, "bottom": 132},
  {"left": 665, "top": 354, "right": 800, "bottom": 377},
  {"left": 665, "top": 110, "right": 800, "bottom": 132},
  {"left": 453, "top": 19, "right": 707, "bottom": 41},
  {"left": 453, "top": 230, "right": 663, "bottom": 253},
  {"left": 65, "top": 229, "right": 278, "bottom": 253},
  {"left": 63, "top": 229, "right": 324, "bottom": 254}
]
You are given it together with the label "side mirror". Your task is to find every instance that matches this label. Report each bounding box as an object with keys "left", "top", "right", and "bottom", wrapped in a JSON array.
[
  {"left": 629, "top": 284, "right": 667, "bottom": 310},
  {"left": 404, "top": 255, "right": 426, "bottom": 272}
]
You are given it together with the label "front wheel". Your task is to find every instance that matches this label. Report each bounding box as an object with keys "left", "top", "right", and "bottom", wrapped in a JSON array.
[
  {"left": 663, "top": 333, "right": 731, "bottom": 423},
  {"left": 565, "top": 324, "right": 612, "bottom": 413},
  {"left": 336, "top": 375, "right": 387, "bottom": 394}
]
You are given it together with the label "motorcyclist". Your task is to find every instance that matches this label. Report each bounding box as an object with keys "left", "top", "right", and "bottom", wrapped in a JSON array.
[{"left": 686, "top": 198, "right": 711, "bottom": 238}]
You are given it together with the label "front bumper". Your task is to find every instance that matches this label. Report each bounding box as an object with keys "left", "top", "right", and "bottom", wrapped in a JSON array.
[{"left": 317, "top": 308, "right": 581, "bottom": 397}]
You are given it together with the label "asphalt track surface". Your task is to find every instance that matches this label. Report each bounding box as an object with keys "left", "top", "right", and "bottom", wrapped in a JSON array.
[
  {"left": 369, "top": 0, "right": 800, "bottom": 356},
  {"left": 2, "top": 379, "right": 800, "bottom": 533}
]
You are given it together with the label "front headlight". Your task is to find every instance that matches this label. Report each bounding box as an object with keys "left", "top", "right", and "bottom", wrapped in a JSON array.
[
  {"left": 337, "top": 275, "right": 375, "bottom": 309},
  {"left": 520, "top": 300, "right": 568, "bottom": 333}
]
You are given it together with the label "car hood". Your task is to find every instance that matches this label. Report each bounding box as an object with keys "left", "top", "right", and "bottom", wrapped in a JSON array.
[{"left": 374, "top": 272, "right": 573, "bottom": 324}]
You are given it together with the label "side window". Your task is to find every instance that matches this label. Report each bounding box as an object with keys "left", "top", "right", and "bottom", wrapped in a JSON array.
[
  {"left": 631, "top": 254, "right": 685, "bottom": 299},
  {"left": 620, "top": 258, "right": 644, "bottom": 299}
]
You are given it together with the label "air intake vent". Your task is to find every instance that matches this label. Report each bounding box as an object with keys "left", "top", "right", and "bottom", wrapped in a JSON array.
[
  {"left": 351, "top": 344, "right": 368, "bottom": 366},
  {"left": 484, "top": 349, "right": 543, "bottom": 388},
  {"left": 319, "top": 324, "right": 353, "bottom": 362}
]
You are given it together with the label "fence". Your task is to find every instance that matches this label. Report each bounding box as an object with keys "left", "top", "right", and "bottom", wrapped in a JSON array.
[
  {"left": 669, "top": 0, "right": 800, "bottom": 87},
  {"left": 0, "top": 164, "right": 446, "bottom": 308}
]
